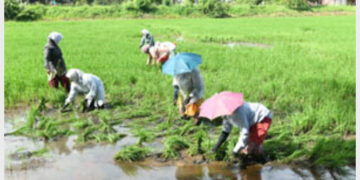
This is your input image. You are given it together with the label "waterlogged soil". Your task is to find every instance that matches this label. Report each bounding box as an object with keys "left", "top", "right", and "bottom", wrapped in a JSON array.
[{"left": 5, "top": 109, "right": 356, "bottom": 180}]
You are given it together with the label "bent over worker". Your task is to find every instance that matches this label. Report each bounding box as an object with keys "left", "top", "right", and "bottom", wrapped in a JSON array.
[
  {"left": 173, "top": 67, "right": 204, "bottom": 125},
  {"left": 61, "top": 69, "right": 106, "bottom": 112},
  {"left": 142, "top": 41, "right": 176, "bottom": 65},
  {"left": 211, "top": 102, "right": 272, "bottom": 156}
]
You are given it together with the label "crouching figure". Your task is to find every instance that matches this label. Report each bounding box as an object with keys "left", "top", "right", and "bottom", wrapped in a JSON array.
[
  {"left": 61, "top": 69, "right": 106, "bottom": 112},
  {"left": 173, "top": 67, "right": 204, "bottom": 125},
  {"left": 211, "top": 102, "right": 272, "bottom": 157}
]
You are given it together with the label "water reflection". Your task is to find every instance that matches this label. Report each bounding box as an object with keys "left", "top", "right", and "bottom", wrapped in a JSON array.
[
  {"left": 175, "top": 164, "right": 204, "bottom": 180},
  {"left": 4, "top": 111, "right": 356, "bottom": 180}
]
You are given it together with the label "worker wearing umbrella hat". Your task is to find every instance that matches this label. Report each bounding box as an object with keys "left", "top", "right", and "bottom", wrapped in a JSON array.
[
  {"left": 173, "top": 67, "right": 204, "bottom": 124},
  {"left": 199, "top": 92, "right": 272, "bottom": 156},
  {"left": 162, "top": 52, "right": 204, "bottom": 124}
]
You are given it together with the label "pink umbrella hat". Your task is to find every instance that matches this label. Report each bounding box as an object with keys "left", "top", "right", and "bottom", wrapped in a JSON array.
[{"left": 199, "top": 91, "right": 244, "bottom": 120}]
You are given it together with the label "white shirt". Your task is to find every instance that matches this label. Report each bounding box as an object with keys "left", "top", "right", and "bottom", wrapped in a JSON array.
[
  {"left": 223, "top": 102, "right": 272, "bottom": 153},
  {"left": 65, "top": 73, "right": 105, "bottom": 107}
]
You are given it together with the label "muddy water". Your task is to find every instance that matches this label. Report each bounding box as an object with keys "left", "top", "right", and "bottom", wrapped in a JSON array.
[{"left": 5, "top": 111, "right": 356, "bottom": 180}]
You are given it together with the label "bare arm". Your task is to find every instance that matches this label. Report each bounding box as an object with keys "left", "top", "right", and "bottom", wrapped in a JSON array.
[{"left": 146, "top": 54, "right": 153, "bottom": 65}]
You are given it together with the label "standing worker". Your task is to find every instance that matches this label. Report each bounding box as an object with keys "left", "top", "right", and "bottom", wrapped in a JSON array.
[
  {"left": 139, "top": 29, "right": 155, "bottom": 49},
  {"left": 44, "top": 32, "right": 70, "bottom": 92},
  {"left": 61, "top": 69, "right": 106, "bottom": 112}
]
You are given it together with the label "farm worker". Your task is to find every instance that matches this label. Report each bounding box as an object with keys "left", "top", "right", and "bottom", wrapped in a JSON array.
[
  {"left": 44, "top": 32, "right": 70, "bottom": 92},
  {"left": 61, "top": 69, "right": 106, "bottom": 112},
  {"left": 142, "top": 41, "right": 176, "bottom": 65},
  {"left": 173, "top": 67, "right": 204, "bottom": 125},
  {"left": 139, "top": 29, "right": 155, "bottom": 49},
  {"left": 211, "top": 102, "right": 272, "bottom": 156}
]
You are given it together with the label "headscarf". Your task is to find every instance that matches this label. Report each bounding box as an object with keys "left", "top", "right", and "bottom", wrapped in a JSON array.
[
  {"left": 66, "top": 69, "right": 84, "bottom": 84},
  {"left": 141, "top": 29, "right": 150, "bottom": 35},
  {"left": 48, "top": 32, "right": 63, "bottom": 44}
]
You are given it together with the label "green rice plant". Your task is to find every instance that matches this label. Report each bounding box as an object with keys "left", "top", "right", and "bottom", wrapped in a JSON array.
[
  {"left": 179, "top": 121, "right": 196, "bottom": 136},
  {"left": 162, "top": 135, "right": 189, "bottom": 159},
  {"left": 72, "top": 119, "right": 90, "bottom": 130},
  {"left": 77, "top": 126, "right": 98, "bottom": 142},
  {"left": 262, "top": 137, "right": 304, "bottom": 161},
  {"left": 114, "top": 145, "right": 151, "bottom": 161},
  {"left": 155, "top": 120, "right": 172, "bottom": 132},
  {"left": 188, "top": 127, "right": 206, "bottom": 156},
  {"left": 47, "top": 90, "right": 67, "bottom": 108},
  {"left": 92, "top": 133, "right": 127, "bottom": 143},
  {"left": 10, "top": 147, "right": 48, "bottom": 160},
  {"left": 309, "top": 138, "right": 355, "bottom": 168},
  {"left": 31, "top": 148, "right": 48, "bottom": 157},
  {"left": 35, "top": 116, "right": 74, "bottom": 140},
  {"left": 202, "top": 137, "right": 221, "bottom": 161},
  {"left": 26, "top": 106, "right": 40, "bottom": 128},
  {"left": 132, "top": 127, "right": 156, "bottom": 145},
  {"left": 37, "top": 97, "right": 48, "bottom": 112}
]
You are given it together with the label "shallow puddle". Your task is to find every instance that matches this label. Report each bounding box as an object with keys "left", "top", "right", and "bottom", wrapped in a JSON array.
[{"left": 5, "top": 110, "right": 355, "bottom": 180}]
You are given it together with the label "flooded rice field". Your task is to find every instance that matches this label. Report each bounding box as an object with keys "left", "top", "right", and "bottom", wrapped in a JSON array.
[{"left": 5, "top": 109, "right": 355, "bottom": 180}]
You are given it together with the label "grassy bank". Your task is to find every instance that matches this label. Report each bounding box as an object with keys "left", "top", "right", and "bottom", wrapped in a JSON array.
[
  {"left": 5, "top": 16, "right": 355, "bottom": 167},
  {"left": 7, "top": 4, "right": 356, "bottom": 21}
]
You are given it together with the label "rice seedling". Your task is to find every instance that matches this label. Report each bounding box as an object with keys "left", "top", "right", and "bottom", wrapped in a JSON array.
[
  {"left": 309, "top": 138, "right": 355, "bottom": 168},
  {"left": 188, "top": 127, "right": 206, "bottom": 156},
  {"left": 132, "top": 127, "right": 156, "bottom": 145},
  {"left": 114, "top": 145, "right": 151, "bottom": 162},
  {"left": 162, "top": 135, "right": 189, "bottom": 159}
]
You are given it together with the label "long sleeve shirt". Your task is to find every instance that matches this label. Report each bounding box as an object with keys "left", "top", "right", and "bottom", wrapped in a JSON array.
[
  {"left": 44, "top": 40, "right": 66, "bottom": 77},
  {"left": 172, "top": 67, "right": 204, "bottom": 105},
  {"left": 65, "top": 73, "right": 105, "bottom": 105},
  {"left": 222, "top": 102, "right": 272, "bottom": 153},
  {"left": 139, "top": 34, "right": 155, "bottom": 48}
]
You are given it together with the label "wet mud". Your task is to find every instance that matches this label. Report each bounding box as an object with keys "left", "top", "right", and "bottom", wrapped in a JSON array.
[{"left": 5, "top": 109, "right": 355, "bottom": 180}]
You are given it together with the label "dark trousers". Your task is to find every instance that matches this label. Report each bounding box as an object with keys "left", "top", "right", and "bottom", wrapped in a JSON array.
[{"left": 48, "top": 74, "right": 70, "bottom": 93}]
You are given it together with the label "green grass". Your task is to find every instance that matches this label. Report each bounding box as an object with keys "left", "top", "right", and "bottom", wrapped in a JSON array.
[
  {"left": 5, "top": 15, "right": 355, "bottom": 167},
  {"left": 162, "top": 135, "right": 189, "bottom": 159},
  {"left": 114, "top": 145, "right": 152, "bottom": 161}
]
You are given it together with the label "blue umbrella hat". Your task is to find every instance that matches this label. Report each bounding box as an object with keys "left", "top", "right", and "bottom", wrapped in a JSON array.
[{"left": 162, "top": 52, "right": 202, "bottom": 76}]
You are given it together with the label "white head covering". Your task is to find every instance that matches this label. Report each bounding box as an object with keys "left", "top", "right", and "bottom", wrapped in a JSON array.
[
  {"left": 66, "top": 69, "right": 84, "bottom": 84},
  {"left": 141, "top": 29, "right": 150, "bottom": 35},
  {"left": 48, "top": 32, "right": 63, "bottom": 44}
]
